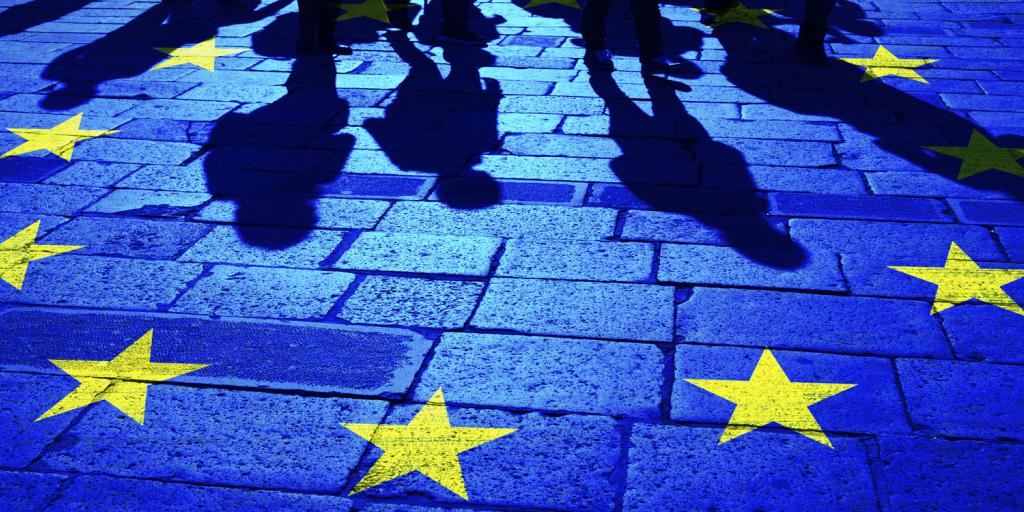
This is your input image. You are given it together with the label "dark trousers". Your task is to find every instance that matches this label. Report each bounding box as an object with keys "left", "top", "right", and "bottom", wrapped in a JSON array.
[
  {"left": 803, "top": 0, "right": 837, "bottom": 27},
  {"left": 297, "top": 0, "right": 339, "bottom": 45},
  {"left": 441, "top": 0, "right": 471, "bottom": 30},
  {"left": 581, "top": 0, "right": 663, "bottom": 59}
]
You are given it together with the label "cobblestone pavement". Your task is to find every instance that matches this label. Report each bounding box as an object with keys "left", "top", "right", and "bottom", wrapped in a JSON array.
[{"left": 0, "top": 0, "right": 1023, "bottom": 510}]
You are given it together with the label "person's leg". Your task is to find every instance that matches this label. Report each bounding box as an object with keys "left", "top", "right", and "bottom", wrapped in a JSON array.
[
  {"left": 804, "top": 0, "right": 837, "bottom": 27},
  {"left": 440, "top": 0, "right": 469, "bottom": 32},
  {"left": 630, "top": 0, "right": 663, "bottom": 60},
  {"left": 296, "top": 0, "right": 319, "bottom": 52},
  {"left": 317, "top": 0, "right": 353, "bottom": 54},
  {"left": 581, "top": 0, "right": 613, "bottom": 52},
  {"left": 795, "top": 0, "right": 837, "bottom": 64}
]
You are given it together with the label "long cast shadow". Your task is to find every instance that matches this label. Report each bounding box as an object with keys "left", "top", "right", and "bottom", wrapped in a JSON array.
[
  {"left": 201, "top": 17, "right": 353, "bottom": 249},
  {"left": 0, "top": 0, "right": 94, "bottom": 38},
  {"left": 364, "top": 25, "right": 502, "bottom": 207},
  {"left": 590, "top": 67, "right": 809, "bottom": 268},
  {"left": 39, "top": 0, "right": 288, "bottom": 110},
  {"left": 712, "top": 0, "right": 1024, "bottom": 199}
]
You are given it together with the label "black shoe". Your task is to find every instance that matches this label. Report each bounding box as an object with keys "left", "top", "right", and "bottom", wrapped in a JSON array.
[
  {"left": 318, "top": 40, "right": 354, "bottom": 56},
  {"left": 794, "top": 24, "right": 828, "bottom": 64},
  {"left": 584, "top": 49, "right": 614, "bottom": 70},
  {"left": 439, "top": 27, "right": 488, "bottom": 46},
  {"left": 640, "top": 55, "right": 674, "bottom": 75}
]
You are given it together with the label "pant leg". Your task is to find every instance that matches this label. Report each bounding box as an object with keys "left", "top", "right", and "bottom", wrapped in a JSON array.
[
  {"left": 581, "top": 0, "right": 613, "bottom": 51},
  {"left": 296, "top": 0, "right": 319, "bottom": 45},
  {"left": 629, "top": 0, "right": 662, "bottom": 58},
  {"left": 803, "top": 0, "right": 837, "bottom": 27},
  {"left": 441, "top": 0, "right": 470, "bottom": 31},
  {"left": 318, "top": 0, "right": 340, "bottom": 43}
]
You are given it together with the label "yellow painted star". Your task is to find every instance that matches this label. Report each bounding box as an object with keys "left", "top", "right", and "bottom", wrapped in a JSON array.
[
  {"left": 1, "top": 113, "right": 119, "bottom": 161},
  {"left": 344, "top": 388, "right": 515, "bottom": 499},
  {"left": 694, "top": 2, "right": 779, "bottom": 28},
  {"left": 889, "top": 242, "right": 1024, "bottom": 316},
  {"left": 837, "top": 45, "right": 937, "bottom": 83},
  {"left": 37, "top": 330, "right": 209, "bottom": 424},
  {"left": 336, "top": 0, "right": 414, "bottom": 23},
  {"left": 685, "top": 349, "right": 855, "bottom": 448},
  {"left": 524, "top": 0, "right": 580, "bottom": 8},
  {"left": 152, "top": 37, "right": 246, "bottom": 71},
  {"left": 0, "top": 221, "right": 82, "bottom": 290},
  {"left": 925, "top": 129, "right": 1024, "bottom": 180}
]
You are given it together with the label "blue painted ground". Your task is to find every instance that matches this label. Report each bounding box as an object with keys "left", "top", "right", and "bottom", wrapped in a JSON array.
[{"left": 0, "top": 0, "right": 1022, "bottom": 510}]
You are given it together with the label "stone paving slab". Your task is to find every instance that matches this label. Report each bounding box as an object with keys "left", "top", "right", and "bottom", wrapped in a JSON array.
[{"left": 0, "top": 0, "right": 1022, "bottom": 508}]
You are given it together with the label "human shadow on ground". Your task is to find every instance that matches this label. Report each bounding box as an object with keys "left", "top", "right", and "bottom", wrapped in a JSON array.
[
  {"left": 590, "top": 63, "right": 810, "bottom": 268},
  {"left": 363, "top": 15, "right": 503, "bottom": 207},
  {"left": 710, "top": 0, "right": 1024, "bottom": 199},
  {"left": 0, "top": 0, "right": 94, "bottom": 38},
  {"left": 200, "top": 14, "right": 353, "bottom": 248},
  {"left": 39, "top": 0, "right": 288, "bottom": 109}
]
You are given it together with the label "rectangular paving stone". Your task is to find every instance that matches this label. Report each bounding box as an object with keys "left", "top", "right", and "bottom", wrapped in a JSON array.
[
  {"left": 334, "top": 232, "right": 500, "bottom": 276},
  {"left": 0, "top": 372, "right": 82, "bottom": 468},
  {"left": 43, "top": 161, "right": 139, "bottom": 187},
  {"left": 672, "top": 344, "right": 909, "bottom": 434},
  {"left": 43, "top": 475, "right": 354, "bottom": 512},
  {"left": 35, "top": 387, "right": 387, "bottom": 493},
  {"left": 171, "top": 265, "right": 356, "bottom": 320},
  {"left": 0, "top": 256, "right": 202, "bottom": 310},
  {"left": 340, "top": 276, "right": 484, "bottom": 329},
  {"left": 677, "top": 287, "right": 949, "bottom": 357},
  {"left": 180, "top": 225, "right": 345, "bottom": 268},
  {"left": 74, "top": 138, "right": 199, "bottom": 165},
  {"left": 770, "top": 193, "right": 953, "bottom": 222},
  {"left": 349, "top": 407, "right": 619, "bottom": 511},
  {"left": 478, "top": 154, "right": 697, "bottom": 185},
  {"left": 621, "top": 210, "right": 791, "bottom": 248},
  {"left": 377, "top": 202, "right": 617, "bottom": 240},
  {"left": 0, "top": 183, "right": 106, "bottom": 215},
  {"left": 702, "top": 164, "right": 867, "bottom": 195},
  {"left": 623, "top": 424, "right": 878, "bottom": 512},
  {"left": 503, "top": 133, "right": 689, "bottom": 159},
  {"left": 414, "top": 332, "right": 662, "bottom": 417},
  {"left": 658, "top": 243, "right": 845, "bottom": 292},
  {"left": 698, "top": 138, "right": 836, "bottom": 167},
  {"left": 0, "top": 471, "right": 63, "bottom": 510},
  {"left": 497, "top": 239, "right": 653, "bottom": 282},
  {"left": 896, "top": 358, "right": 1024, "bottom": 441},
  {"left": 0, "top": 308, "right": 431, "bottom": 396},
  {"left": 196, "top": 198, "right": 389, "bottom": 230},
  {"left": 867, "top": 171, "right": 1024, "bottom": 200},
  {"left": 950, "top": 199, "right": 1024, "bottom": 226},
  {"left": 938, "top": 303, "right": 1024, "bottom": 364},
  {"left": 472, "top": 278, "right": 674, "bottom": 341},
  {"left": 119, "top": 99, "right": 239, "bottom": 121},
  {"left": 86, "top": 189, "right": 210, "bottom": 217},
  {"left": 43, "top": 216, "right": 209, "bottom": 259},
  {"left": 997, "top": 227, "right": 1024, "bottom": 262},
  {"left": 790, "top": 218, "right": 1004, "bottom": 259},
  {"left": 878, "top": 436, "right": 1024, "bottom": 512}
]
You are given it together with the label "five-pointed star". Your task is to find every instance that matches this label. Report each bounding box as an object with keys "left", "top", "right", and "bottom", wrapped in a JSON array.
[
  {"left": 925, "top": 129, "right": 1024, "bottom": 180},
  {"left": 343, "top": 388, "right": 515, "bottom": 499},
  {"left": 336, "top": 0, "right": 414, "bottom": 23},
  {"left": 37, "top": 330, "right": 209, "bottom": 424},
  {"left": 694, "top": 2, "right": 779, "bottom": 28},
  {"left": 837, "top": 45, "right": 937, "bottom": 83},
  {"left": 1, "top": 113, "right": 119, "bottom": 161},
  {"left": 0, "top": 221, "right": 82, "bottom": 290},
  {"left": 152, "top": 37, "right": 246, "bottom": 71},
  {"left": 889, "top": 242, "right": 1024, "bottom": 316},
  {"left": 523, "top": 0, "right": 580, "bottom": 8},
  {"left": 685, "top": 349, "right": 855, "bottom": 448}
]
